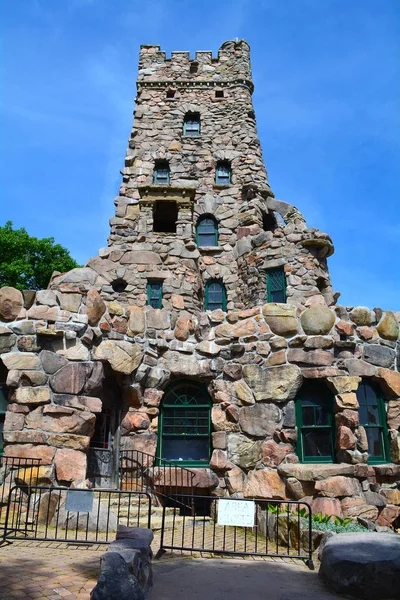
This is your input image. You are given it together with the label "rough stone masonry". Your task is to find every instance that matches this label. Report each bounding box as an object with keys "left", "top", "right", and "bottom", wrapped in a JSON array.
[{"left": 0, "top": 40, "right": 399, "bottom": 525}]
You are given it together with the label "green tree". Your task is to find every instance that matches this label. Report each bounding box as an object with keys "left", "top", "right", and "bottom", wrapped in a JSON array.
[{"left": 0, "top": 221, "right": 80, "bottom": 291}]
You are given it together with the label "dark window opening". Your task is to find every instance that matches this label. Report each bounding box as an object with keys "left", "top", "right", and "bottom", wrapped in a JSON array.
[
  {"left": 196, "top": 215, "right": 218, "bottom": 247},
  {"left": 205, "top": 280, "right": 227, "bottom": 311},
  {"left": 111, "top": 279, "right": 127, "bottom": 293},
  {"left": 147, "top": 280, "right": 163, "bottom": 309},
  {"left": 262, "top": 212, "right": 278, "bottom": 232},
  {"left": 183, "top": 113, "right": 200, "bottom": 136},
  {"left": 158, "top": 381, "right": 211, "bottom": 467},
  {"left": 317, "top": 277, "right": 328, "bottom": 294},
  {"left": 91, "top": 409, "right": 112, "bottom": 449},
  {"left": 266, "top": 267, "right": 286, "bottom": 303},
  {"left": 216, "top": 161, "right": 231, "bottom": 185},
  {"left": 166, "top": 89, "right": 175, "bottom": 99},
  {"left": 215, "top": 90, "right": 224, "bottom": 98},
  {"left": 356, "top": 380, "right": 389, "bottom": 464},
  {"left": 154, "top": 160, "right": 170, "bottom": 184},
  {"left": 153, "top": 200, "right": 178, "bottom": 233},
  {"left": 295, "top": 381, "right": 334, "bottom": 463},
  {"left": 190, "top": 62, "right": 198, "bottom": 74},
  {"left": 0, "top": 362, "right": 8, "bottom": 457}
]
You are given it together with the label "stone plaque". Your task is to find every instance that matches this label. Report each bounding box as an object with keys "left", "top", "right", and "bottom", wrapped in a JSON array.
[
  {"left": 65, "top": 490, "right": 94, "bottom": 513},
  {"left": 217, "top": 499, "right": 255, "bottom": 527}
]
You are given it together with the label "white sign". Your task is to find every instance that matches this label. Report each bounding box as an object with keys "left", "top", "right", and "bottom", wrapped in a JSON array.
[{"left": 217, "top": 499, "right": 255, "bottom": 528}]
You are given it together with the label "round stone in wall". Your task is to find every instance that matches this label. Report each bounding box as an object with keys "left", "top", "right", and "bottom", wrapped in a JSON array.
[
  {"left": 0, "top": 286, "right": 23, "bottom": 322},
  {"left": 300, "top": 305, "right": 335, "bottom": 335},
  {"left": 262, "top": 303, "right": 299, "bottom": 336}
]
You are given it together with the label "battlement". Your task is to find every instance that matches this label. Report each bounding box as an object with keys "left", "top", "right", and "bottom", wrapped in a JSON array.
[{"left": 138, "top": 39, "right": 252, "bottom": 84}]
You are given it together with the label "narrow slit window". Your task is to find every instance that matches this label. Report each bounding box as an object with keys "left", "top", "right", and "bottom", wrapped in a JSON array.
[
  {"left": 147, "top": 280, "right": 163, "bottom": 309},
  {"left": 215, "top": 90, "right": 224, "bottom": 98},
  {"left": 216, "top": 161, "right": 231, "bottom": 185},
  {"left": 183, "top": 113, "right": 200, "bottom": 137},
  {"left": 266, "top": 267, "right": 286, "bottom": 303},
  {"left": 166, "top": 89, "right": 175, "bottom": 99},
  {"left": 196, "top": 215, "right": 218, "bottom": 247},
  {"left": 153, "top": 161, "right": 170, "bottom": 184},
  {"left": 205, "top": 280, "right": 226, "bottom": 311},
  {"left": 0, "top": 363, "right": 8, "bottom": 456},
  {"left": 356, "top": 380, "right": 389, "bottom": 464}
]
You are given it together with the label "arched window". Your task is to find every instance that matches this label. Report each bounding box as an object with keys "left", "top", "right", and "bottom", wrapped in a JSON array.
[
  {"left": 356, "top": 380, "right": 389, "bottom": 464},
  {"left": 0, "top": 362, "right": 9, "bottom": 456},
  {"left": 215, "top": 161, "right": 231, "bottom": 185},
  {"left": 295, "top": 381, "right": 334, "bottom": 463},
  {"left": 196, "top": 215, "right": 218, "bottom": 247},
  {"left": 153, "top": 160, "right": 170, "bottom": 184},
  {"left": 158, "top": 381, "right": 211, "bottom": 466},
  {"left": 205, "top": 280, "right": 226, "bottom": 311},
  {"left": 183, "top": 113, "right": 200, "bottom": 136}
]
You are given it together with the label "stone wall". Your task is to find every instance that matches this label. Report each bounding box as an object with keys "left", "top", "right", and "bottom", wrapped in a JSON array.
[{"left": 0, "top": 285, "right": 399, "bottom": 524}]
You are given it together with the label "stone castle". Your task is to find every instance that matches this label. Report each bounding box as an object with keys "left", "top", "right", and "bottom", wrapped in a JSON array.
[{"left": 0, "top": 40, "right": 399, "bottom": 525}]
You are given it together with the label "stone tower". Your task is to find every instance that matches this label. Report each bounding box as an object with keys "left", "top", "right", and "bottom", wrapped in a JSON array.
[
  {"left": 52, "top": 39, "right": 337, "bottom": 313},
  {"left": 0, "top": 41, "right": 398, "bottom": 522}
]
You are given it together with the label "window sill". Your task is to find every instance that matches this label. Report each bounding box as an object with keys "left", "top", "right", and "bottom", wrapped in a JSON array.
[
  {"left": 213, "top": 184, "right": 231, "bottom": 189},
  {"left": 198, "top": 245, "right": 223, "bottom": 252}
]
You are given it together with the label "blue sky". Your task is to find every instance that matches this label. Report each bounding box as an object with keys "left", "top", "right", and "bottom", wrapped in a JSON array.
[{"left": 1, "top": 0, "right": 399, "bottom": 310}]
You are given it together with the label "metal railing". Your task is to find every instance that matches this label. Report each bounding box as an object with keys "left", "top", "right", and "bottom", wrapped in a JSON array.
[
  {"left": 119, "top": 450, "right": 195, "bottom": 508},
  {"left": 157, "top": 494, "right": 314, "bottom": 569},
  {"left": 3, "top": 485, "right": 151, "bottom": 545},
  {"left": 0, "top": 456, "right": 42, "bottom": 533}
]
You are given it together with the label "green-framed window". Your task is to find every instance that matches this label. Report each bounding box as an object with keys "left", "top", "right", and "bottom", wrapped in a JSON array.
[
  {"left": 153, "top": 161, "right": 170, "bottom": 184},
  {"left": 196, "top": 215, "right": 218, "bottom": 247},
  {"left": 215, "top": 161, "right": 231, "bottom": 185},
  {"left": 356, "top": 380, "right": 389, "bottom": 464},
  {"left": 205, "top": 280, "right": 226, "bottom": 312},
  {"left": 183, "top": 113, "right": 200, "bottom": 136},
  {"left": 0, "top": 363, "right": 8, "bottom": 456},
  {"left": 295, "top": 381, "right": 335, "bottom": 463},
  {"left": 157, "top": 381, "right": 211, "bottom": 467},
  {"left": 147, "top": 280, "right": 163, "bottom": 309},
  {"left": 266, "top": 267, "right": 286, "bottom": 303}
]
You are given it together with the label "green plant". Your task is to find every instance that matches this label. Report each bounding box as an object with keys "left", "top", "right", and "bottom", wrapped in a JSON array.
[
  {"left": 334, "top": 516, "right": 352, "bottom": 527},
  {"left": 312, "top": 511, "right": 332, "bottom": 524},
  {"left": 294, "top": 507, "right": 308, "bottom": 518}
]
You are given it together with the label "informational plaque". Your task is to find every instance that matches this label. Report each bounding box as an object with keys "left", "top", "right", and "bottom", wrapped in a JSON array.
[
  {"left": 65, "top": 490, "right": 94, "bottom": 513},
  {"left": 217, "top": 499, "right": 255, "bottom": 527}
]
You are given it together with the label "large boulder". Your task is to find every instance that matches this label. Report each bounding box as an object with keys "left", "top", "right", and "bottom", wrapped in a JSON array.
[
  {"left": 319, "top": 533, "right": 400, "bottom": 599},
  {"left": 376, "top": 311, "right": 399, "bottom": 341},
  {"left": 93, "top": 341, "right": 143, "bottom": 375},
  {"left": 239, "top": 403, "right": 282, "bottom": 437},
  {"left": 53, "top": 497, "right": 118, "bottom": 533},
  {"left": 0, "top": 287, "right": 23, "bottom": 321},
  {"left": 300, "top": 306, "right": 335, "bottom": 335},
  {"left": 242, "top": 364, "right": 302, "bottom": 402},
  {"left": 262, "top": 303, "right": 299, "bottom": 337},
  {"left": 91, "top": 552, "right": 145, "bottom": 600}
]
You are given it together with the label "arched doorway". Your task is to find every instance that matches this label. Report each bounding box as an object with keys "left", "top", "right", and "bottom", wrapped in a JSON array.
[
  {"left": 87, "top": 365, "right": 122, "bottom": 488},
  {"left": 157, "top": 381, "right": 211, "bottom": 467}
]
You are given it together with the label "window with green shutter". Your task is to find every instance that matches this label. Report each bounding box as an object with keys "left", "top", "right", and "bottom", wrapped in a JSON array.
[
  {"left": 147, "top": 280, "right": 163, "bottom": 309},
  {"left": 266, "top": 267, "right": 286, "bottom": 303},
  {"left": 196, "top": 215, "right": 218, "bottom": 247},
  {"left": 205, "top": 280, "right": 226, "bottom": 311},
  {"left": 153, "top": 160, "right": 170, "bottom": 184},
  {"left": 356, "top": 380, "right": 389, "bottom": 464},
  {"left": 183, "top": 113, "right": 200, "bottom": 136},
  {"left": 295, "top": 381, "right": 335, "bottom": 463},
  {"left": 157, "top": 381, "right": 211, "bottom": 467}
]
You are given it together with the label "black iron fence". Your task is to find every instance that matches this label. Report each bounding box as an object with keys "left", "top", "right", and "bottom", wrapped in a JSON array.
[
  {"left": 0, "top": 456, "right": 42, "bottom": 533},
  {"left": 157, "top": 494, "right": 314, "bottom": 569},
  {"left": 119, "top": 450, "right": 195, "bottom": 507},
  {"left": 2, "top": 485, "right": 151, "bottom": 545}
]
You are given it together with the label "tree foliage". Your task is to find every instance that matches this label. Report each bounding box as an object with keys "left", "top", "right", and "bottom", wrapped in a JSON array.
[{"left": 0, "top": 221, "right": 80, "bottom": 291}]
